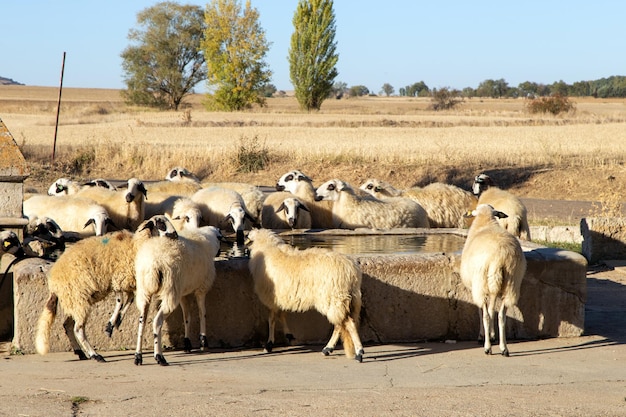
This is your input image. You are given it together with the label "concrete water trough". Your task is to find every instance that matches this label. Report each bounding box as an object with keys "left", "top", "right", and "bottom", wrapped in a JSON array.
[{"left": 5, "top": 227, "right": 587, "bottom": 355}]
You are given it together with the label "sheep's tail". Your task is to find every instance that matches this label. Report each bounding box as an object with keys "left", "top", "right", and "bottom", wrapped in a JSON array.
[
  {"left": 341, "top": 293, "right": 362, "bottom": 359},
  {"left": 35, "top": 293, "right": 58, "bottom": 355}
]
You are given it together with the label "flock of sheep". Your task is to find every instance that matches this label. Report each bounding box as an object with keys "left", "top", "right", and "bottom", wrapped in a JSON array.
[{"left": 0, "top": 166, "right": 532, "bottom": 364}]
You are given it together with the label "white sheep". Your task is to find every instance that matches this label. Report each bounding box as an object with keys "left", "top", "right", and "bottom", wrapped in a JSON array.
[
  {"left": 316, "top": 179, "right": 430, "bottom": 229},
  {"left": 261, "top": 192, "right": 312, "bottom": 229},
  {"left": 76, "top": 178, "right": 147, "bottom": 231},
  {"left": 35, "top": 215, "right": 179, "bottom": 362},
  {"left": 201, "top": 181, "right": 265, "bottom": 224},
  {"left": 167, "top": 197, "right": 203, "bottom": 231},
  {"left": 24, "top": 194, "right": 114, "bottom": 238},
  {"left": 145, "top": 179, "right": 202, "bottom": 196},
  {"left": 275, "top": 170, "right": 335, "bottom": 229},
  {"left": 460, "top": 204, "right": 527, "bottom": 356},
  {"left": 133, "top": 225, "right": 221, "bottom": 366},
  {"left": 165, "top": 166, "right": 200, "bottom": 183},
  {"left": 247, "top": 228, "right": 365, "bottom": 362},
  {"left": 472, "top": 173, "right": 531, "bottom": 240},
  {"left": 191, "top": 186, "right": 256, "bottom": 244},
  {"left": 360, "top": 179, "right": 477, "bottom": 228},
  {"left": 47, "top": 177, "right": 116, "bottom": 196}
]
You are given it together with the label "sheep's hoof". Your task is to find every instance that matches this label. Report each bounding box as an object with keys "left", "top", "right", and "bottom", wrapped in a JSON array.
[
  {"left": 183, "top": 337, "right": 193, "bottom": 353},
  {"left": 134, "top": 353, "right": 143, "bottom": 366},
  {"left": 155, "top": 354, "right": 169, "bottom": 366},
  {"left": 355, "top": 349, "right": 364, "bottom": 363},
  {"left": 264, "top": 341, "right": 273, "bottom": 353},
  {"left": 501, "top": 349, "right": 510, "bottom": 357},
  {"left": 105, "top": 322, "right": 114, "bottom": 338},
  {"left": 322, "top": 347, "right": 333, "bottom": 356},
  {"left": 200, "top": 335, "right": 208, "bottom": 351},
  {"left": 484, "top": 348, "right": 492, "bottom": 355},
  {"left": 91, "top": 354, "right": 106, "bottom": 363},
  {"left": 74, "top": 349, "right": 89, "bottom": 361},
  {"left": 285, "top": 333, "right": 295, "bottom": 344}
]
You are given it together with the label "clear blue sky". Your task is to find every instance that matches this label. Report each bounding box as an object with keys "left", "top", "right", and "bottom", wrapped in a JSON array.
[{"left": 2, "top": 1, "right": 625, "bottom": 93}]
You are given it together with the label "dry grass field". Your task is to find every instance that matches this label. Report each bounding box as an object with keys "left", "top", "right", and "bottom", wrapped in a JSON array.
[{"left": 1, "top": 85, "right": 625, "bottom": 220}]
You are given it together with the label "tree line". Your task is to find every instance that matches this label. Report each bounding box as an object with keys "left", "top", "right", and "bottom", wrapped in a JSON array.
[{"left": 121, "top": 1, "right": 625, "bottom": 113}]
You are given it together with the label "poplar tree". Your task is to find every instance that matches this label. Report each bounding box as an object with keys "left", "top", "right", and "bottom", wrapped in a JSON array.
[
  {"left": 289, "top": 0, "right": 338, "bottom": 111},
  {"left": 121, "top": 2, "right": 206, "bottom": 110},
  {"left": 202, "top": 0, "right": 271, "bottom": 111}
]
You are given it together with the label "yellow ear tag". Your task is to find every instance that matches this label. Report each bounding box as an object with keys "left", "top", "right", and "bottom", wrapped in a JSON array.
[{"left": 4, "top": 241, "right": 11, "bottom": 248}]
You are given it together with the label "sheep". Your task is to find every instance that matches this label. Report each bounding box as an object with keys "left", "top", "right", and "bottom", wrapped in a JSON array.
[
  {"left": 460, "top": 204, "right": 527, "bottom": 356},
  {"left": 23, "top": 194, "right": 114, "bottom": 238},
  {"left": 76, "top": 178, "right": 147, "bottom": 231},
  {"left": 472, "top": 173, "right": 531, "bottom": 240},
  {"left": 201, "top": 181, "right": 265, "bottom": 223},
  {"left": 23, "top": 216, "right": 66, "bottom": 258},
  {"left": 167, "top": 197, "right": 203, "bottom": 231},
  {"left": 261, "top": 192, "right": 312, "bottom": 229},
  {"left": 145, "top": 179, "right": 202, "bottom": 196},
  {"left": 191, "top": 186, "right": 257, "bottom": 244},
  {"left": 47, "top": 177, "right": 116, "bottom": 196},
  {"left": 165, "top": 166, "right": 200, "bottom": 183},
  {"left": 35, "top": 215, "right": 179, "bottom": 362},
  {"left": 315, "top": 179, "right": 430, "bottom": 229},
  {"left": 360, "top": 179, "right": 478, "bottom": 229},
  {"left": 133, "top": 225, "right": 221, "bottom": 366},
  {"left": 247, "top": 228, "right": 365, "bottom": 362},
  {"left": 275, "top": 170, "right": 336, "bottom": 229}
]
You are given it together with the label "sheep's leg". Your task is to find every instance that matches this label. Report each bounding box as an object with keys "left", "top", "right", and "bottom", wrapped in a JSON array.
[
  {"left": 278, "top": 311, "right": 294, "bottom": 344},
  {"left": 498, "top": 303, "right": 509, "bottom": 357},
  {"left": 194, "top": 291, "right": 208, "bottom": 351},
  {"left": 264, "top": 309, "right": 278, "bottom": 353},
  {"left": 482, "top": 300, "right": 495, "bottom": 355},
  {"left": 152, "top": 307, "right": 170, "bottom": 366},
  {"left": 487, "top": 295, "right": 497, "bottom": 342},
  {"left": 134, "top": 301, "right": 150, "bottom": 366},
  {"left": 344, "top": 317, "right": 365, "bottom": 363},
  {"left": 322, "top": 325, "right": 341, "bottom": 356},
  {"left": 105, "top": 292, "right": 125, "bottom": 337},
  {"left": 180, "top": 297, "right": 193, "bottom": 353},
  {"left": 74, "top": 320, "right": 105, "bottom": 362},
  {"left": 477, "top": 308, "right": 484, "bottom": 344},
  {"left": 62, "top": 317, "right": 88, "bottom": 360}
]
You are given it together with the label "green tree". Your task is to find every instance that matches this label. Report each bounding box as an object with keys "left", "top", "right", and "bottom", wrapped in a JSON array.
[
  {"left": 289, "top": 0, "right": 339, "bottom": 111},
  {"left": 381, "top": 83, "right": 394, "bottom": 96},
  {"left": 202, "top": 0, "right": 271, "bottom": 111},
  {"left": 121, "top": 2, "right": 206, "bottom": 110},
  {"left": 348, "top": 85, "right": 369, "bottom": 97}
]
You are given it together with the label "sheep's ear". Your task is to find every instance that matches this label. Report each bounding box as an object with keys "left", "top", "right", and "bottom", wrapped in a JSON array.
[
  {"left": 105, "top": 218, "right": 119, "bottom": 230},
  {"left": 298, "top": 202, "right": 310, "bottom": 212},
  {"left": 275, "top": 202, "right": 286, "bottom": 213},
  {"left": 139, "top": 183, "right": 148, "bottom": 199},
  {"left": 463, "top": 210, "right": 475, "bottom": 219},
  {"left": 374, "top": 186, "right": 382, "bottom": 192},
  {"left": 139, "top": 220, "right": 155, "bottom": 232},
  {"left": 493, "top": 210, "right": 508, "bottom": 219},
  {"left": 83, "top": 218, "right": 96, "bottom": 229}
]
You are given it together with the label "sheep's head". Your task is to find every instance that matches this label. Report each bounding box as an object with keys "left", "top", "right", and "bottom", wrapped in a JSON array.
[
  {"left": 276, "top": 197, "right": 309, "bottom": 228},
  {"left": 83, "top": 211, "right": 115, "bottom": 236},
  {"left": 139, "top": 215, "right": 178, "bottom": 239},
  {"left": 315, "top": 179, "right": 348, "bottom": 201},
  {"left": 48, "top": 178, "right": 73, "bottom": 196},
  {"left": 472, "top": 173, "right": 495, "bottom": 196},
  {"left": 359, "top": 178, "right": 393, "bottom": 197},
  {"left": 124, "top": 178, "right": 148, "bottom": 203},
  {"left": 166, "top": 166, "right": 199, "bottom": 182},
  {"left": 0, "top": 230, "right": 23, "bottom": 255},
  {"left": 276, "top": 170, "right": 311, "bottom": 192},
  {"left": 83, "top": 178, "right": 117, "bottom": 191},
  {"left": 464, "top": 204, "right": 508, "bottom": 220}
]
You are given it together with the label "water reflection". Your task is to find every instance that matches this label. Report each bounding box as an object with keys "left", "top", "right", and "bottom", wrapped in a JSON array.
[{"left": 283, "top": 233, "right": 465, "bottom": 256}]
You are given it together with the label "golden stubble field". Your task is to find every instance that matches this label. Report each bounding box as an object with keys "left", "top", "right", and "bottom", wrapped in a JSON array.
[{"left": 1, "top": 85, "right": 625, "bottom": 208}]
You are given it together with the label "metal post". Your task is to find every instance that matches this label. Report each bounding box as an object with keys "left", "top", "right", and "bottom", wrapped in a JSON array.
[{"left": 52, "top": 51, "right": 66, "bottom": 161}]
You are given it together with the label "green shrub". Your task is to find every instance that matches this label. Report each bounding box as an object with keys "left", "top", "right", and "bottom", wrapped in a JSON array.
[
  {"left": 526, "top": 94, "right": 575, "bottom": 115},
  {"left": 233, "top": 135, "right": 270, "bottom": 173}
]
